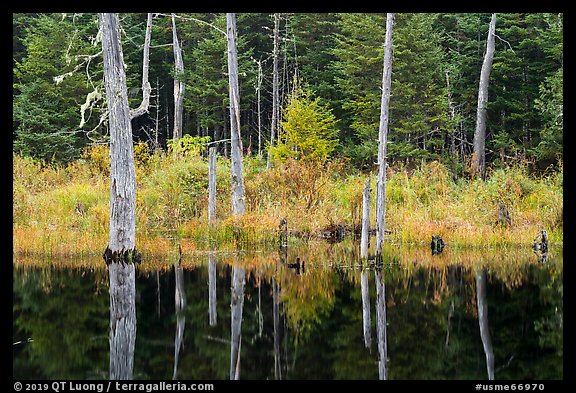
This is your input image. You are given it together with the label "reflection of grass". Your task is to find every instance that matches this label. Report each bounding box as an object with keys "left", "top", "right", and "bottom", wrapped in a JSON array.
[
  {"left": 14, "top": 148, "right": 562, "bottom": 257},
  {"left": 14, "top": 240, "right": 562, "bottom": 356}
]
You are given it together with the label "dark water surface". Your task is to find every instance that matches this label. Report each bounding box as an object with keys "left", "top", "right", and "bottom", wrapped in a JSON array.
[{"left": 13, "top": 242, "right": 563, "bottom": 380}]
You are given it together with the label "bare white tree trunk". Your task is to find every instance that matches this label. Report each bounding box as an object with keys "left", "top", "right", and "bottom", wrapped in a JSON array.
[
  {"left": 208, "top": 147, "right": 217, "bottom": 226},
  {"left": 375, "top": 13, "right": 394, "bottom": 257},
  {"left": 226, "top": 13, "right": 245, "bottom": 216},
  {"left": 130, "top": 13, "right": 153, "bottom": 120},
  {"left": 226, "top": 13, "right": 246, "bottom": 381},
  {"left": 100, "top": 13, "right": 138, "bottom": 380},
  {"left": 472, "top": 13, "right": 497, "bottom": 179},
  {"left": 360, "top": 178, "right": 371, "bottom": 260},
  {"left": 100, "top": 13, "right": 137, "bottom": 256},
  {"left": 256, "top": 59, "right": 263, "bottom": 158},
  {"left": 172, "top": 13, "right": 185, "bottom": 141},
  {"left": 266, "top": 13, "right": 281, "bottom": 169}
]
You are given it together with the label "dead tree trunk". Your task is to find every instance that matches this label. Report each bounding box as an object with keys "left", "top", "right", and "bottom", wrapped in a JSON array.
[
  {"left": 266, "top": 13, "right": 281, "bottom": 169},
  {"left": 375, "top": 13, "right": 395, "bottom": 258},
  {"left": 100, "top": 13, "right": 138, "bottom": 379},
  {"left": 227, "top": 13, "right": 246, "bottom": 216},
  {"left": 472, "top": 13, "right": 496, "bottom": 180},
  {"left": 172, "top": 13, "right": 185, "bottom": 141},
  {"left": 130, "top": 13, "right": 153, "bottom": 120},
  {"left": 256, "top": 59, "right": 263, "bottom": 158},
  {"left": 360, "top": 178, "right": 371, "bottom": 260},
  {"left": 208, "top": 147, "right": 217, "bottom": 226},
  {"left": 100, "top": 13, "right": 137, "bottom": 260}
]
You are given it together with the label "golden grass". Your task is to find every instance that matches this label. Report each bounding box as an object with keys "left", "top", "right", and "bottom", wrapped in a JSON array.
[{"left": 13, "top": 149, "right": 563, "bottom": 258}]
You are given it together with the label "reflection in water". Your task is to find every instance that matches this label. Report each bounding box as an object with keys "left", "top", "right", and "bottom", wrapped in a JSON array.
[
  {"left": 208, "top": 253, "right": 217, "bottom": 327},
  {"left": 475, "top": 268, "right": 495, "bottom": 380},
  {"left": 361, "top": 268, "right": 372, "bottom": 350},
  {"left": 230, "top": 266, "right": 245, "bottom": 380},
  {"left": 273, "top": 267, "right": 282, "bottom": 379},
  {"left": 173, "top": 261, "right": 186, "bottom": 380},
  {"left": 375, "top": 267, "right": 388, "bottom": 380},
  {"left": 12, "top": 246, "right": 563, "bottom": 380},
  {"left": 108, "top": 263, "right": 137, "bottom": 380}
]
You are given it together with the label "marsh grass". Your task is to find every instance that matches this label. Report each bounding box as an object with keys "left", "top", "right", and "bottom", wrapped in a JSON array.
[{"left": 13, "top": 147, "right": 562, "bottom": 258}]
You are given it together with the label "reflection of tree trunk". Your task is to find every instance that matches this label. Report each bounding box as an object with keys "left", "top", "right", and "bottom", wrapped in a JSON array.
[
  {"left": 475, "top": 269, "right": 495, "bottom": 380},
  {"left": 257, "top": 270, "right": 263, "bottom": 337},
  {"left": 273, "top": 274, "right": 282, "bottom": 379},
  {"left": 230, "top": 266, "right": 245, "bottom": 380},
  {"left": 208, "top": 253, "right": 217, "bottom": 327},
  {"left": 445, "top": 300, "right": 454, "bottom": 348},
  {"left": 173, "top": 261, "right": 186, "bottom": 380},
  {"left": 375, "top": 268, "right": 388, "bottom": 380},
  {"left": 361, "top": 269, "right": 372, "bottom": 351},
  {"left": 156, "top": 270, "right": 161, "bottom": 318},
  {"left": 109, "top": 263, "right": 137, "bottom": 380}
]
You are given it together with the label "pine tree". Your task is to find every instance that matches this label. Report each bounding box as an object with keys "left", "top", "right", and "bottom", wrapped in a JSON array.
[{"left": 269, "top": 80, "right": 339, "bottom": 162}]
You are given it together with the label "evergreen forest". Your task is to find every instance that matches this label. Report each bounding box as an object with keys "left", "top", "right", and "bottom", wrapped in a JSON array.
[{"left": 13, "top": 13, "right": 563, "bottom": 171}]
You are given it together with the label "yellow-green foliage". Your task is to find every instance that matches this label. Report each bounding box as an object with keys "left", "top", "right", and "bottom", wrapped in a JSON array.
[
  {"left": 269, "top": 82, "right": 339, "bottom": 162},
  {"left": 13, "top": 146, "right": 563, "bottom": 257},
  {"left": 167, "top": 135, "right": 211, "bottom": 156}
]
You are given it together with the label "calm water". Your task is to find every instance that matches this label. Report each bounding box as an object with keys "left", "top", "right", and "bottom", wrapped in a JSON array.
[{"left": 13, "top": 242, "right": 563, "bottom": 380}]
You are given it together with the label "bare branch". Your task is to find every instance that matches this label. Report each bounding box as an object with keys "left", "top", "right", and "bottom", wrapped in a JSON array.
[
  {"left": 156, "top": 13, "right": 227, "bottom": 37},
  {"left": 494, "top": 33, "right": 515, "bottom": 53}
]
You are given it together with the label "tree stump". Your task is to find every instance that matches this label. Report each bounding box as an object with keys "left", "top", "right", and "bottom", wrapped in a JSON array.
[
  {"left": 497, "top": 201, "right": 511, "bottom": 227},
  {"left": 431, "top": 235, "right": 445, "bottom": 255},
  {"left": 279, "top": 217, "right": 288, "bottom": 248},
  {"left": 533, "top": 230, "right": 549, "bottom": 254}
]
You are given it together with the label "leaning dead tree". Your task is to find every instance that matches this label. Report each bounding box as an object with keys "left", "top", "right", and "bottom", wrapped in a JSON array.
[
  {"left": 99, "top": 12, "right": 138, "bottom": 380},
  {"left": 472, "top": 13, "right": 497, "bottom": 180},
  {"left": 375, "top": 13, "right": 395, "bottom": 258}
]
